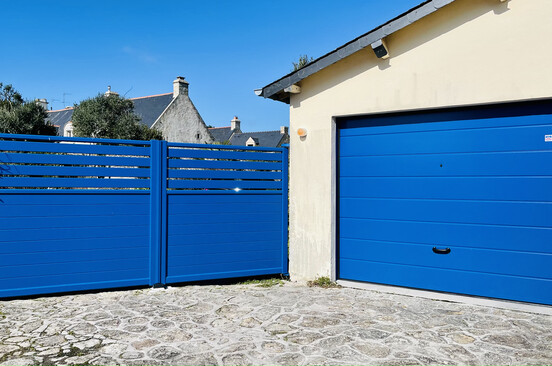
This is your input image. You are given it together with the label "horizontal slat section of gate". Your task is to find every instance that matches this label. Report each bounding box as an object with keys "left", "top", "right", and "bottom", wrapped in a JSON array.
[
  {"left": 0, "top": 134, "right": 152, "bottom": 298},
  {"left": 165, "top": 143, "right": 287, "bottom": 283}
]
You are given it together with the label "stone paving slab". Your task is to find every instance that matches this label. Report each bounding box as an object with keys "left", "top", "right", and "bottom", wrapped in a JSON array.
[{"left": 0, "top": 282, "right": 551, "bottom": 365}]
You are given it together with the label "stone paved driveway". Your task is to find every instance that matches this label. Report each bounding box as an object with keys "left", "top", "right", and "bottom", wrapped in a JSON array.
[{"left": 0, "top": 282, "right": 551, "bottom": 365}]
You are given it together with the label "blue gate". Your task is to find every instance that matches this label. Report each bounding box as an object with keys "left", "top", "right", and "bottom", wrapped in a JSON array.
[
  {"left": 163, "top": 142, "right": 287, "bottom": 284},
  {"left": 0, "top": 134, "right": 288, "bottom": 298}
]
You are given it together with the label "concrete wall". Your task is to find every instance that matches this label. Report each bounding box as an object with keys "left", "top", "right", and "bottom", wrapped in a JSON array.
[
  {"left": 152, "top": 94, "right": 214, "bottom": 144},
  {"left": 288, "top": 0, "right": 552, "bottom": 281}
]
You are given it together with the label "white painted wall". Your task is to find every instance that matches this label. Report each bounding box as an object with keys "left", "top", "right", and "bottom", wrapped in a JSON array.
[{"left": 287, "top": 0, "right": 552, "bottom": 281}]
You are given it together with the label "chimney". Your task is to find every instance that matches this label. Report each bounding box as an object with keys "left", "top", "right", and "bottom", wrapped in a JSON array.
[
  {"left": 35, "top": 98, "right": 48, "bottom": 110},
  {"left": 230, "top": 116, "right": 241, "bottom": 132},
  {"left": 104, "top": 85, "right": 119, "bottom": 97},
  {"left": 173, "top": 76, "right": 189, "bottom": 97},
  {"left": 280, "top": 126, "right": 289, "bottom": 135}
]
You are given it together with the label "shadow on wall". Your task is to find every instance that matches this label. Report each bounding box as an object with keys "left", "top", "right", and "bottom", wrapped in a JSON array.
[{"left": 291, "top": 0, "right": 510, "bottom": 109}]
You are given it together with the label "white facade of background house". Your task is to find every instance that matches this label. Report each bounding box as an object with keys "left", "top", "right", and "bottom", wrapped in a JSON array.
[{"left": 63, "top": 122, "right": 73, "bottom": 137}]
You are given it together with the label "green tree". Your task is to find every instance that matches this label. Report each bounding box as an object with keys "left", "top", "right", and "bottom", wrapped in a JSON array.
[
  {"left": 0, "top": 83, "right": 56, "bottom": 136},
  {"left": 212, "top": 140, "right": 231, "bottom": 145},
  {"left": 292, "top": 54, "right": 314, "bottom": 71},
  {"left": 72, "top": 94, "right": 163, "bottom": 140},
  {"left": 0, "top": 83, "right": 24, "bottom": 111}
]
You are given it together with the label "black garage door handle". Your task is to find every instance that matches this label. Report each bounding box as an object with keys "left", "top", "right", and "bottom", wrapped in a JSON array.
[{"left": 432, "top": 247, "right": 451, "bottom": 255}]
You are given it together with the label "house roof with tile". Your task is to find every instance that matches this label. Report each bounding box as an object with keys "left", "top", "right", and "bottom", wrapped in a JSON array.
[
  {"left": 47, "top": 108, "right": 74, "bottom": 128},
  {"left": 46, "top": 92, "right": 174, "bottom": 132},
  {"left": 129, "top": 93, "right": 173, "bottom": 128},
  {"left": 209, "top": 117, "right": 289, "bottom": 148},
  {"left": 208, "top": 127, "right": 234, "bottom": 143},
  {"left": 229, "top": 130, "right": 287, "bottom": 148}
]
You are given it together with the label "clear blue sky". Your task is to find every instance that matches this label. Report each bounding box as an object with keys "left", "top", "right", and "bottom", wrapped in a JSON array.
[{"left": 3, "top": 0, "right": 420, "bottom": 131}]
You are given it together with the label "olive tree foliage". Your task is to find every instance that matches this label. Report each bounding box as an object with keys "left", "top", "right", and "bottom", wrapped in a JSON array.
[
  {"left": 0, "top": 82, "right": 57, "bottom": 135},
  {"left": 212, "top": 140, "right": 231, "bottom": 145},
  {"left": 72, "top": 94, "right": 162, "bottom": 140},
  {"left": 292, "top": 55, "right": 314, "bottom": 71},
  {"left": 0, "top": 83, "right": 24, "bottom": 110}
]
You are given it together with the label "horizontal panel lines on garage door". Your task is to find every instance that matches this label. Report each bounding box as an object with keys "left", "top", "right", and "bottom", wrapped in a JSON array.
[
  {"left": 339, "top": 151, "right": 552, "bottom": 176},
  {"left": 339, "top": 259, "right": 552, "bottom": 305},
  {"left": 339, "top": 217, "right": 551, "bottom": 253},
  {"left": 339, "top": 235, "right": 551, "bottom": 256},
  {"left": 339, "top": 113, "right": 552, "bottom": 137},
  {"left": 340, "top": 198, "right": 552, "bottom": 228},
  {"left": 339, "top": 124, "right": 552, "bottom": 157},
  {"left": 339, "top": 257, "right": 552, "bottom": 282},
  {"left": 340, "top": 238, "right": 552, "bottom": 280},
  {"left": 340, "top": 177, "right": 552, "bottom": 202}
]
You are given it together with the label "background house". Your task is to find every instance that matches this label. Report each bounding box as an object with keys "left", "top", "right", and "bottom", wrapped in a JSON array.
[
  {"left": 46, "top": 77, "right": 215, "bottom": 144},
  {"left": 208, "top": 116, "right": 242, "bottom": 143},
  {"left": 209, "top": 116, "right": 289, "bottom": 147},
  {"left": 257, "top": 0, "right": 552, "bottom": 306}
]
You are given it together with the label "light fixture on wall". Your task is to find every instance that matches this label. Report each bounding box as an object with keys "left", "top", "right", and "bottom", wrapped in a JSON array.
[
  {"left": 371, "top": 39, "right": 389, "bottom": 59},
  {"left": 297, "top": 128, "right": 308, "bottom": 138},
  {"left": 284, "top": 84, "right": 301, "bottom": 94}
]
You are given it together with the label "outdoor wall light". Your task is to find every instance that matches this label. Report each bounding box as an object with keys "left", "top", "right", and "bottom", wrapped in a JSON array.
[
  {"left": 284, "top": 84, "right": 301, "bottom": 94},
  {"left": 371, "top": 39, "right": 389, "bottom": 59},
  {"left": 297, "top": 128, "right": 308, "bottom": 138}
]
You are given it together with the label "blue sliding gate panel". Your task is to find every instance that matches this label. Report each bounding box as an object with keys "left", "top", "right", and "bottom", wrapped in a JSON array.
[
  {"left": 0, "top": 193, "right": 151, "bottom": 297},
  {"left": 338, "top": 102, "right": 552, "bottom": 305},
  {"left": 166, "top": 194, "right": 283, "bottom": 283},
  {"left": 164, "top": 143, "right": 288, "bottom": 284},
  {"left": 0, "top": 135, "right": 153, "bottom": 298},
  {"left": 0, "top": 134, "right": 288, "bottom": 298}
]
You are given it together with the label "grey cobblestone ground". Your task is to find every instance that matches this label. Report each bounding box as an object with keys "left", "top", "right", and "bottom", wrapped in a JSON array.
[{"left": 0, "top": 282, "right": 551, "bottom": 365}]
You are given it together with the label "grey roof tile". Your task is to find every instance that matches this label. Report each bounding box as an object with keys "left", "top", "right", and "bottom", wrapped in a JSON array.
[
  {"left": 47, "top": 93, "right": 174, "bottom": 134},
  {"left": 229, "top": 130, "right": 286, "bottom": 148},
  {"left": 209, "top": 127, "right": 234, "bottom": 143},
  {"left": 131, "top": 93, "right": 173, "bottom": 128},
  {"left": 47, "top": 108, "right": 73, "bottom": 132}
]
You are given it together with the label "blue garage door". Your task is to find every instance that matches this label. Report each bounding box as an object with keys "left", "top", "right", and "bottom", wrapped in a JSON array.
[{"left": 338, "top": 101, "right": 552, "bottom": 305}]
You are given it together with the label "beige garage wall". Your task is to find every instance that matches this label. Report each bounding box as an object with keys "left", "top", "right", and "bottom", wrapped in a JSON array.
[{"left": 287, "top": 0, "right": 552, "bottom": 281}]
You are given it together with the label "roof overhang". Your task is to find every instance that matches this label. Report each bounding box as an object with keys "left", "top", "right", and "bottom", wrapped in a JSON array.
[{"left": 256, "top": 0, "right": 455, "bottom": 104}]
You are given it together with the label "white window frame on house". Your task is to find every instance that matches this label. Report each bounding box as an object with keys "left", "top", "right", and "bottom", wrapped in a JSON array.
[{"left": 245, "top": 137, "right": 258, "bottom": 147}]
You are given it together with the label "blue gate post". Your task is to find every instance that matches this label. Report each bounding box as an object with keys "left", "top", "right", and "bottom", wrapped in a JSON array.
[
  {"left": 150, "top": 140, "right": 167, "bottom": 286},
  {"left": 282, "top": 147, "right": 289, "bottom": 276},
  {"left": 160, "top": 140, "right": 168, "bottom": 285}
]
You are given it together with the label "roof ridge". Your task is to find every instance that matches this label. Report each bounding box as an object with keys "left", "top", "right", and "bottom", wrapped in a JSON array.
[
  {"left": 47, "top": 107, "right": 74, "bottom": 113},
  {"left": 233, "top": 130, "right": 283, "bottom": 134},
  {"left": 130, "top": 92, "right": 172, "bottom": 101},
  {"left": 208, "top": 126, "right": 232, "bottom": 130},
  {"left": 48, "top": 92, "right": 173, "bottom": 113}
]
